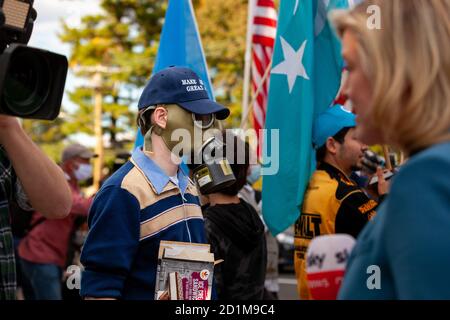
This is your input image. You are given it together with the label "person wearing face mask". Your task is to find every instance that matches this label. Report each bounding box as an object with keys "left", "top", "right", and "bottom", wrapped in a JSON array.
[
  {"left": 17, "top": 144, "right": 95, "bottom": 300},
  {"left": 80, "top": 66, "right": 231, "bottom": 300}
]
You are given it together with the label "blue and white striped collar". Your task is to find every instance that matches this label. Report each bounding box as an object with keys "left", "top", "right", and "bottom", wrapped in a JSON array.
[{"left": 131, "top": 147, "right": 189, "bottom": 195}]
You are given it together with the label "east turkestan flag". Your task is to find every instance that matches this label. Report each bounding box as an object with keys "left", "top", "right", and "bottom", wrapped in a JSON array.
[{"left": 262, "top": 0, "right": 350, "bottom": 236}]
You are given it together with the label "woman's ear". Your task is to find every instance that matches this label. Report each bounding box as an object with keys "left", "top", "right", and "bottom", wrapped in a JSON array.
[{"left": 152, "top": 106, "right": 168, "bottom": 129}]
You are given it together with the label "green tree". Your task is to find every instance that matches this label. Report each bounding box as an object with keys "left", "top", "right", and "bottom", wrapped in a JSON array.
[
  {"left": 24, "top": 0, "right": 279, "bottom": 160},
  {"left": 22, "top": 118, "right": 68, "bottom": 162},
  {"left": 59, "top": 1, "right": 166, "bottom": 148},
  {"left": 195, "top": 0, "right": 279, "bottom": 128},
  {"left": 58, "top": 0, "right": 270, "bottom": 144},
  {"left": 194, "top": 0, "right": 248, "bottom": 128},
  {"left": 61, "top": 0, "right": 252, "bottom": 133}
]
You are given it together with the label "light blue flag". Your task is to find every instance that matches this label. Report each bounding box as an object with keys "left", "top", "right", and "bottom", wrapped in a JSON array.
[
  {"left": 134, "top": 0, "right": 215, "bottom": 148},
  {"left": 262, "top": 0, "right": 349, "bottom": 236}
]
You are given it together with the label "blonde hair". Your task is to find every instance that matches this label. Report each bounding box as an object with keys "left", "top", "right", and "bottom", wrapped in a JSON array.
[{"left": 332, "top": 0, "right": 450, "bottom": 154}]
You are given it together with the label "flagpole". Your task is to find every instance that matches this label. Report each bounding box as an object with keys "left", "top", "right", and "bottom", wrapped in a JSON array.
[
  {"left": 241, "top": 0, "right": 255, "bottom": 127},
  {"left": 383, "top": 145, "right": 393, "bottom": 170},
  {"left": 241, "top": 61, "right": 272, "bottom": 129},
  {"left": 188, "top": 0, "right": 215, "bottom": 98}
]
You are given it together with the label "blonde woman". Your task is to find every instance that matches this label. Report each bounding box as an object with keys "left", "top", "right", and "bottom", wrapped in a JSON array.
[{"left": 332, "top": 0, "right": 450, "bottom": 299}]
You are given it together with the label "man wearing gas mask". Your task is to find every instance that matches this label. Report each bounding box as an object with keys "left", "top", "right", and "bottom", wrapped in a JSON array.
[{"left": 80, "top": 66, "right": 231, "bottom": 300}]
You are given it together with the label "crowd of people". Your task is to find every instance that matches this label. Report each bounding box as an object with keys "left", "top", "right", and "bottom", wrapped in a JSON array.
[{"left": 0, "top": 0, "right": 449, "bottom": 300}]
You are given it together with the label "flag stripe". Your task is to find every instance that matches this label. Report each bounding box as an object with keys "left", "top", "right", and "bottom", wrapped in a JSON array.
[
  {"left": 252, "top": 35, "right": 275, "bottom": 50},
  {"left": 254, "top": 6, "right": 278, "bottom": 21},
  {"left": 253, "top": 104, "right": 265, "bottom": 127},
  {"left": 253, "top": 42, "right": 265, "bottom": 62},
  {"left": 253, "top": 25, "right": 277, "bottom": 39},
  {"left": 250, "top": 0, "right": 277, "bottom": 157},
  {"left": 254, "top": 17, "right": 277, "bottom": 28},
  {"left": 252, "top": 64, "right": 263, "bottom": 86},
  {"left": 261, "top": 45, "right": 271, "bottom": 67},
  {"left": 252, "top": 50, "right": 265, "bottom": 77},
  {"left": 257, "top": 0, "right": 276, "bottom": 7}
]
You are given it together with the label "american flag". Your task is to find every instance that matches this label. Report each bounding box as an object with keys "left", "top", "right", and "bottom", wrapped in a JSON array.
[{"left": 251, "top": 0, "right": 277, "bottom": 157}]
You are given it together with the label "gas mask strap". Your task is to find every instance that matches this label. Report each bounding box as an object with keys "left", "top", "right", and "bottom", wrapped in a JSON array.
[
  {"left": 143, "top": 126, "right": 154, "bottom": 152},
  {"left": 143, "top": 124, "right": 165, "bottom": 153},
  {"left": 140, "top": 105, "right": 166, "bottom": 153}
]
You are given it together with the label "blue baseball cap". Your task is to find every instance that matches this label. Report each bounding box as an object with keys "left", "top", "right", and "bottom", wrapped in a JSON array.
[
  {"left": 138, "top": 66, "right": 230, "bottom": 120},
  {"left": 312, "top": 105, "right": 356, "bottom": 149}
]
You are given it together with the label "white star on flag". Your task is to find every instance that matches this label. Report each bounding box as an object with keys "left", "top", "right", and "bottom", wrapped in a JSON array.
[{"left": 271, "top": 37, "right": 310, "bottom": 94}]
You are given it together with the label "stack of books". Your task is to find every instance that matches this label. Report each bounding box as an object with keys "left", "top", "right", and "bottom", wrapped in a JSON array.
[{"left": 155, "top": 241, "right": 222, "bottom": 300}]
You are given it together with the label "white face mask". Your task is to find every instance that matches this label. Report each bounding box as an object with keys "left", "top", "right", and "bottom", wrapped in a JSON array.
[
  {"left": 74, "top": 163, "right": 93, "bottom": 181},
  {"left": 247, "top": 164, "right": 261, "bottom": 185}
]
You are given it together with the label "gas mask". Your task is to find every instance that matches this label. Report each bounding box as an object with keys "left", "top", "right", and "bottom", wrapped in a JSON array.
[{"left": 140, "top": 104, "right": 235, "bottom": 195}]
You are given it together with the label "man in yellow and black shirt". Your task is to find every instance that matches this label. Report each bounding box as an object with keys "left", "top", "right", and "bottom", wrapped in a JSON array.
[{"left": 294, "top": 105, "right": 388, "bottom": 300}]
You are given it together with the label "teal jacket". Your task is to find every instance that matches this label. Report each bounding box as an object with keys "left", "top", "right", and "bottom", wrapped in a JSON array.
[{"left": 339, "top": 141, "right": 450, "bottom": 299}]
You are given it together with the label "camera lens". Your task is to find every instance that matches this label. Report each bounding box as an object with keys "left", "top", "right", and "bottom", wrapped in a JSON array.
[{"left": 3, "top": 47, "right": 50, "bottom": 116}]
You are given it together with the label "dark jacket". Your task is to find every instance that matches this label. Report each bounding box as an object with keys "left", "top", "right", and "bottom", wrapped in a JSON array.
[
  {"left": 294, "top": 162, "right": 380, "bottom": 299},
  {"left": 204, "top": 199, "right": 267, "bottom": 300}
]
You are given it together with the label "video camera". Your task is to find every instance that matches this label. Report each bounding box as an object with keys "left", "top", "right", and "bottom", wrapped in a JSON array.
[{"left": 0, "top": 0, "right": 68, "bottom": 120}]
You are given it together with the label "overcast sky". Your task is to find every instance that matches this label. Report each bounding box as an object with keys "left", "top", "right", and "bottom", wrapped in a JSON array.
[
  {"left": 29, "top": 0, "right": 102, "bottom": 55},
  {"left": 27, "top": 1, "right": 113, "bottom": 146}
]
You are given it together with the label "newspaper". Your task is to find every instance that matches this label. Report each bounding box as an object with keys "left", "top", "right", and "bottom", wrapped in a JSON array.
[{"left": 155, "top": 240, "right": 221, "bottom": 300}]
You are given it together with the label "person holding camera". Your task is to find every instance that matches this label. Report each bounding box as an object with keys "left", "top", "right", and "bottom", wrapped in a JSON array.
[
  {"left": 294, "top": 105, "right": 389, "bottom": 300},
  {"left": 79, "top": 66, "right": 230, "bottom": 300},
  {"left": 0, "top": 115, "right": 72, "bottom": 300},
  {"left": 332, "top": 0, "right": 450, "bottom": 299}
]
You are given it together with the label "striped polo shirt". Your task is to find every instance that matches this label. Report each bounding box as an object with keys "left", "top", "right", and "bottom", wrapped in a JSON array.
[{"left": 80, "top": 148, "right": 207, "bottom": 300}]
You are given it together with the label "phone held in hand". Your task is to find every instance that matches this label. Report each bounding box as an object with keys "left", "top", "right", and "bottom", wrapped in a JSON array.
[{"left": 369, "top": 171, "right": 394, "bottom": 185}]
